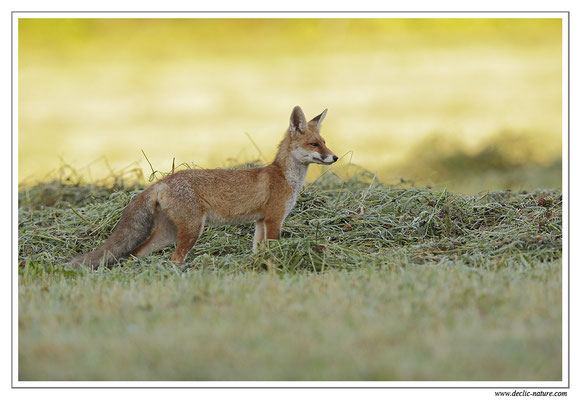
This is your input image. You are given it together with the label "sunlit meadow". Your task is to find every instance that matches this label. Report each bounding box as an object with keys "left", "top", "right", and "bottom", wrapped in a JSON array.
[
  {"left": 17, "top": 18, "right": 564, "bottom": 382},
  {"left": 18, "top": 18, "right": 562, "bottom": 191}
]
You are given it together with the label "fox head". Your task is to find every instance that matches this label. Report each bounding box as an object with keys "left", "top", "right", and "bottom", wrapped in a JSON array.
[{"left": 288, "top": 106, "right": 338, "bottom": 165}]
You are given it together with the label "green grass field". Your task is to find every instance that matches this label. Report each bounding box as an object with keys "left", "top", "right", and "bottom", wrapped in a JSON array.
[
  {"left": 17, "top": 18, "right": 563, "bottom": 383},
  {"left": 18, "top": 168, "right": 562, "bottom": 381}
]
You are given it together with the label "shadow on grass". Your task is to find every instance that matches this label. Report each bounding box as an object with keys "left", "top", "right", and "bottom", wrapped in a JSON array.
[{"left": 390, "top": 131, "right": 561, "bottom": 193}]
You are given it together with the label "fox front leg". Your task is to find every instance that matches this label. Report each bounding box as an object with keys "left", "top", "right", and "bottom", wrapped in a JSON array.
[{"left": 253, "top": 220, "right": 266, "bottom": 252}]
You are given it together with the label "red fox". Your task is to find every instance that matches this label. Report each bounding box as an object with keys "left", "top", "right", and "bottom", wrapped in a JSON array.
[{"left": 70, "top": 106, "right": 337, "bottom": 268}]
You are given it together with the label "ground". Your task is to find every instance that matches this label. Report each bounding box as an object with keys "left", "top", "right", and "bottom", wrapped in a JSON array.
[{"left": 17, "top": 171, "right": 562, "bottom": 381}]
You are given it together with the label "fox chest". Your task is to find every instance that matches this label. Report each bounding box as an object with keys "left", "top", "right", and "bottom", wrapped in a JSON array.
[
  {"left": 284, "top": 190, "right": 300, "bottom": 219},
  {"left": 283, "top": 169, "right": 307, "bottom": 219},
  {"left": 284, "top": 163, "right": 308, "bottom": 218}
]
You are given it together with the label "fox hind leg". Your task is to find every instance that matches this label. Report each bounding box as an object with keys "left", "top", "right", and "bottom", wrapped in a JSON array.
[
  {"left": 132, "top": 209, "right": 177, "bottom": 257},
  {"left": 170, "top": 216, "right": 206, "bottom": 264}
]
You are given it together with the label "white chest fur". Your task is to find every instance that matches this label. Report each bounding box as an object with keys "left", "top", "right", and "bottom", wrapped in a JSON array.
[{"left": 283, "top": 159, "right": 309, "bottom": 219}]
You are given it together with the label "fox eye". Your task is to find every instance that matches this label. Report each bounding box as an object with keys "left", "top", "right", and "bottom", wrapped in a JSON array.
[{"left": 310, "top": 143, "right": 319, "bottom": 147}]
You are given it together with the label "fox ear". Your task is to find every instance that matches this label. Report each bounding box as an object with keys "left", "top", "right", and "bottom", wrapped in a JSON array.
[
  {"left": 289, "top": 106, "right": 307, "bottom": 134},
  {"left": 310, "top": 109, "right": 328, "bottom": 129}
]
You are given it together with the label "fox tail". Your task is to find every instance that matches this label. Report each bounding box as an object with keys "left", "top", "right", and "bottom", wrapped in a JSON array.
[{"left": 68, "top": 188, "right": 156, "bottom": 268}]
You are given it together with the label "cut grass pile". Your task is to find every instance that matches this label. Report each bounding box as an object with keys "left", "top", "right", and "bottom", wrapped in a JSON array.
[
  {"left": 18, "top": 167, "right": 562, "bottom": 272},
  {"left": 17, "top": 167, "right": 563, "bottom": 381}
]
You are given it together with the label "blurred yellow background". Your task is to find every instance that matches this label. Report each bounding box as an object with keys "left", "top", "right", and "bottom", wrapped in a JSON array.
[{"left": 18, "top": 18, "right": 562, "bottom": 192}]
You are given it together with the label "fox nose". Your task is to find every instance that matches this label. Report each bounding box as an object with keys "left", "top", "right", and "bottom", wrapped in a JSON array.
[{"left": 332, "top": 155, "right": 338, "bottom": 162}]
